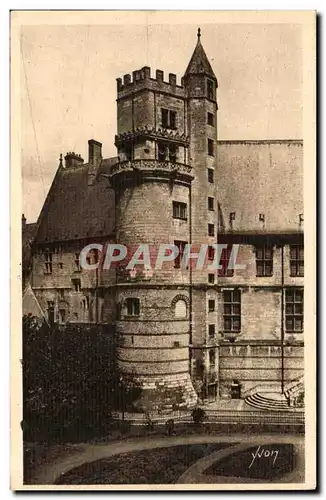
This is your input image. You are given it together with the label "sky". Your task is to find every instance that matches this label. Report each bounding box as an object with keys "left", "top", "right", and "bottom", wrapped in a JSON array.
[{"left": 20, "top": 22, "right": 302, "bottom": 222}]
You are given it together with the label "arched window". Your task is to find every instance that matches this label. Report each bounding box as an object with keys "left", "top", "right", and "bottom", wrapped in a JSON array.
[
  {"left": 171, "top": 294, "right": 189, "bottom": 319},
  {"left": 174, "top": 299, "right": 187, "bottom": 318}
]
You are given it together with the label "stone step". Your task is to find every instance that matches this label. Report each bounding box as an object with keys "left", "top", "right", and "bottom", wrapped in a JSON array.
[
  {"left": 245, "top": 400, "right": 287, "bottom": 412},
  {"left": 247, "top": 400, "right": 288, "bottom": 409},
  {"left": 253, "top": 393, "right": 288, "bottom": 407},
  {"left": 245, "top": 392, "right": 290, "bottom": 412}
]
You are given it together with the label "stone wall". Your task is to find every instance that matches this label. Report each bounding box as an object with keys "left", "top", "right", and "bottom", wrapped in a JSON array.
[
  {"left": 219, "top": 342, "right": 304, "bottom": 397},
  {"left": 116, "top": 285, "right": 197, "bottom": 408},
  {"left": 31, "top": 241, "right": 116, "bottom": 324},
  {"left": 115, "top": 180, "right": 191, "bottom": 283}
]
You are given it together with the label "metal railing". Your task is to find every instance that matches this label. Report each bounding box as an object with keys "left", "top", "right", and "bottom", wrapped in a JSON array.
[{"left": 112, "top": 408, "right": 304, "bottom": 426}]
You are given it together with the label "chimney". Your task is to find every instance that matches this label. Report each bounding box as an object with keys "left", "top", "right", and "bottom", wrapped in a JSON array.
[
  {"left": 64, "top": 152, "right": 84, "bottom": 168},
  {"left": 88, "top": 139, "right": 102, "bottom": 166},
  {"left": 88, "top": 139, "right": 102, "bottom": 186},
  {"left": 22, "top": 214, "right": 26, "bottom": 231}
]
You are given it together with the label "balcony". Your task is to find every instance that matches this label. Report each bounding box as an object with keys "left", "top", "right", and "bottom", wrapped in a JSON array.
[
  {"left": 115, "top": 125, "right": 189, "bottom": 148},
  {"left": 109, "top": 159, "right": 193, "bottom": 186}
]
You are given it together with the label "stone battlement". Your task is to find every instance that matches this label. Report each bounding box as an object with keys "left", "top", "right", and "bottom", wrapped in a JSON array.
[{"left": 117, "top": 66, "right": 186, "bottom": 99}]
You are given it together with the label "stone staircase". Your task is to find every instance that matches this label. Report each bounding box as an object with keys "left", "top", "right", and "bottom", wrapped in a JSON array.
[
  {"left": 284, "top": 376, "right": 304, "bottom": 408},
  {"left": 284, "top": 376, "right": 304, "bottom": 397},
  {"left": 245, "top": 377, "right": 305, "bottom": 411},
  {"left": 245, "top": 392, "right": 290, "bottom": 412}
]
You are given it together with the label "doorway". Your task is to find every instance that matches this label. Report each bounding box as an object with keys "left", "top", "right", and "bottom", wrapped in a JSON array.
[
  {"left": 207, "top": 383, "right": 217, "bottom": 401},
  {"left": 231, "top": 380, "right": 241, "bottom": 399}
]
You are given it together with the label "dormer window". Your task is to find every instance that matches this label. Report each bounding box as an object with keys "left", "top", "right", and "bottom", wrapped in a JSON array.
[
  {"left": 207, "top": 79, "right": 214, "bottom": 100},
  {"left": 161, "top": 108, "right": 177, "bottom": 129},
  {"left": 44, "top": 252, "right": 53, "bottom": 274}
]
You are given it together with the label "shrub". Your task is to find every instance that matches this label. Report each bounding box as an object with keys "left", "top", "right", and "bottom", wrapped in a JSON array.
[
  {"left": 22, "top": 315, "right": 141, "bottom": 442},
  {"left": 294, "top": 391, "right": 304, "bottom": 408},
  {"left": 165, "top": 419, "right": 175, "bottom": 436},
  {"left": 191, "top": 407, "right": 206, "bottom": 425},
  {"left": 145, "top": 413, "right": 154, "bottom": 431}
]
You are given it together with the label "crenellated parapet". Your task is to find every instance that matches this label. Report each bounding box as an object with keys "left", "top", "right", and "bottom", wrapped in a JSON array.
[{"left": 116, "top": 66, "right": 186, "bottom": 100}]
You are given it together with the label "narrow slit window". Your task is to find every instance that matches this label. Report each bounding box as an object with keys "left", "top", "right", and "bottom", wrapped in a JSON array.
[
  {"left": 208, "top": 223, "right": 215, "bottom": 237},
  {"left": 208, "top": 300, "right": 215, "bottom": 312},
  {"left": 208, "top": 138, "right": 214, "bottom": 156},
  {"left": 207, "top": 79, "right": 214, "bottom": 100},
  {"left": 218, "top": 245, "right": 234, "bottom": 277},
  {"left": 208, "top": 197, "right": 215, "bottom": 211},
  {"left": 174, "top": 240, "right": 187, "bottom": 269},
  {"left": 207, "top": 112, "right": 214, "bottom": 126}
]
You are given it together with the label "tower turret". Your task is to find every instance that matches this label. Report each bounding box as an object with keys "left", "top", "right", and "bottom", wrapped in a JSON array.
[
  {"left": 183, "top": 29, "right": 219, "bottom": 401},
  {"left": 184, "top": 28, "right": 217, "bottom": 88},
  {"left": 110, "top": 66, "right": 197, "bottom": 410}
]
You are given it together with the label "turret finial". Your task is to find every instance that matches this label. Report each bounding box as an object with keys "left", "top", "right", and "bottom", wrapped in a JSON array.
[
  {"left": 59, "top": 153, "right": 63, "bottom": 167},
  {"left": 197, "top": 27, "right": 201, "bottom": 40}
]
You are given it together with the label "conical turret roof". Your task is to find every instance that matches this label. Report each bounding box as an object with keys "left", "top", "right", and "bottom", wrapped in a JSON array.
[{"left": 184, "top": 28, "right": 217, "bottom": 81}]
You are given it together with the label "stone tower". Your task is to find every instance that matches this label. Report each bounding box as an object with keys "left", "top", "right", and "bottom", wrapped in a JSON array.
[
  {"left": 183, "top": 29, "right": 219, "bottom": 400},
  {"left": 109, "top": 29, "right": 217, "bottom": 409}
]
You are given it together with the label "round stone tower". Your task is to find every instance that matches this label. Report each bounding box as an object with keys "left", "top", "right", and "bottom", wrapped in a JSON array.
[{"left": 109, "top": 66, "right": 198, "bottom": 410}]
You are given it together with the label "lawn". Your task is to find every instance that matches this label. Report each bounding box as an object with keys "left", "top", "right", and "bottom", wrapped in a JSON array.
[
  {"left": 55, "top": 443, "right": 233, "bottom": 484},
  {"left": 204, "top": 443, "right": 297, "bottom": 481}
]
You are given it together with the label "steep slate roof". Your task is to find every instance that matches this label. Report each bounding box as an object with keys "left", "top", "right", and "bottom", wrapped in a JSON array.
[
  {"left": 22, "top": 222, "right": 37, "bottom": 251},
  {"left": 184, "top": 30, "right": 217, "bottom": 81},
  {"left": 22, "top": 221, "right": 38, "bottom": 288},
  {"left": 217, "top": 140, "right": 303, "bottom": 233},
  {"left": 35, "top": 157, "right": 117, "bottom": 244}
]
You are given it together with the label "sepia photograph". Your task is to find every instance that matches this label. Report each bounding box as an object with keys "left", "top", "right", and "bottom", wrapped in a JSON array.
[{"left": 11, "top": 10, "right": 316, "bottom": 490}]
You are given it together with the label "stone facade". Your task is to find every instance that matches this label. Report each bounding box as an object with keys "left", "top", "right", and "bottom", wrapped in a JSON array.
[
  {"left": 31, "top": 241, "right": 116, "bottom": 325},
  {"left": 25, "top": 30, "right": 304, "bottom": 409}
]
